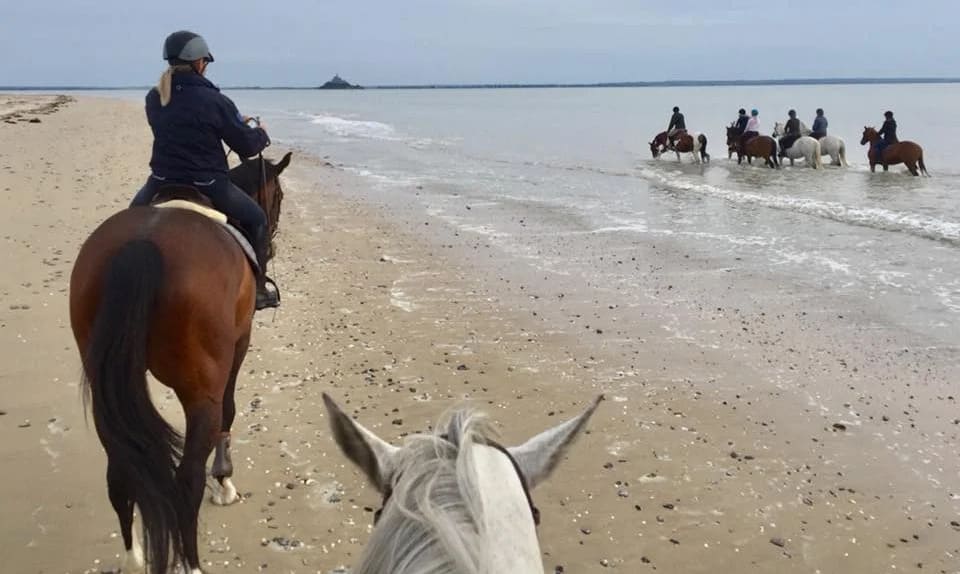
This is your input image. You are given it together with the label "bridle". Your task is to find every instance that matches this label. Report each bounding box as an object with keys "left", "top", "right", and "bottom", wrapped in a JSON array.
[{"left": 373, "top": 436, "right": 541, "bottom": 528}]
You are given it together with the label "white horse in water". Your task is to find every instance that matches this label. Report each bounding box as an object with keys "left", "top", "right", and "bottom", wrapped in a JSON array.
[
  {"left": 784, "top": 121, "right": 848, "bottom": 166},
  {"left": 323, "top": 392, "right": 602, "bottom": 574},
  {"left": 772, "top": 122, "right": 823, "bottom": 169}
]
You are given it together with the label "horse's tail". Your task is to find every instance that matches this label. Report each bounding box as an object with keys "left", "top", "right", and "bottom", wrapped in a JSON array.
[
  {"left": 814, "top": 139, "right": 823, "bottom": 169},
  {"left": 918, "top": 151, "right": 929, "bottom": 176},
  {"left": 82, "top": 239, "right": 184, "bottom": 574},
  {"left": 839, "top": 140, "right": 848, "bottom": 167},
  {"left": 698, "top": 133, "right": 709, "bottom": 162}
]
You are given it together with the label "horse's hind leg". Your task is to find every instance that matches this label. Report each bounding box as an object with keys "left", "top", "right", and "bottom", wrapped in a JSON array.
[
  {"left": 906, "top": 161, "right": 919, "bottom": 176},
  {"left": 177, "top": 399, "right": 222, "bottom": 573},
  {"left": 211, "top": 332, "right": 251, "bottom": 506},
  {"left": 107, "top": 461, "right": 144, "bottom": 572}
]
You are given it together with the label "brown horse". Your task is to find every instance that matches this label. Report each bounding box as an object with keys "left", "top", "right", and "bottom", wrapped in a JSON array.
[
  {"left": 860, "top": 127, "right": 928, "bottom": 176},
  {"left": 69, "top": 152, "right": 291, "bottom": 574},
  {"left": 649, "top": 130, "right": 710, "bottom": 164},
  {"left": 726, "top": 126, "right": 779, "bottom": 168}
]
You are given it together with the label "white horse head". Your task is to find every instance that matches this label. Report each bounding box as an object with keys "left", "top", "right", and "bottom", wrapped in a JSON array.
[{"left": 323, "top": 393, "right": 603, "bottom": 574}]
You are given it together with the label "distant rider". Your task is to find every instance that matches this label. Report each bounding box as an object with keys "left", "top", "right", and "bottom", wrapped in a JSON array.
[
  {"left": 809, "top": 108, "right": 827, "bottom": 140},
  {"left": 778, "top": 109, "right": 802, "bottom": 157},
  {"left": 667, "top": 106, "right": 686, "bottom": 148},
  {"left": 876, "top": 110, "right": 898, "bottom": 160},
  {"left": 739, "top": 109, "right": 760, "bottom": 151},
  {"left": 733, "top": 108, "right": 749, "bottom": 136}
]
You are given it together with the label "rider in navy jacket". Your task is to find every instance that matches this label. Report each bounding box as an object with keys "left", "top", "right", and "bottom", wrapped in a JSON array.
[
  {"left": 145, "top": 72, "right": 269, "bottom": 184},
  {"left": 873, "top": 110, "right": 898, "bottom": 165},
  {"left": 734, "top": 109, "right": 750, "bottom": 135},
  {"left": 130, "top": 30, "right": 279, "bottom": 310},
  {"left": 810, "top": 109, "right": 828, "bottom": 139},
  {"left": 878, "top": 111, "right": 898, "bottom": 145}
]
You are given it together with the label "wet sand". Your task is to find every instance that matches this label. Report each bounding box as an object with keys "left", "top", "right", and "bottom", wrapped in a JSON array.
[{"left": 0, "top": 96, "right": 958, "bottom": 573}]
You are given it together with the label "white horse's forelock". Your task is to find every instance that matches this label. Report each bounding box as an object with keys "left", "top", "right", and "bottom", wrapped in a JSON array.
[{"left": 356, "top": 409, "right": 498, "bottom": 574}]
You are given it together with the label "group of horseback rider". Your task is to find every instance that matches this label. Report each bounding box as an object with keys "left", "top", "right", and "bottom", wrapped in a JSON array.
[
  {"left": 723, "top": 107, "right": 898, "bottom": 157},
  {"left": 667, "top": 106, "right": 898, "bottom": 159}
]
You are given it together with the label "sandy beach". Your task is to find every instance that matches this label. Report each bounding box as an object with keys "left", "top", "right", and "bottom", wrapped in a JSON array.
[{"left": 1, "top": 95, "right": 958, "bottom": 574}]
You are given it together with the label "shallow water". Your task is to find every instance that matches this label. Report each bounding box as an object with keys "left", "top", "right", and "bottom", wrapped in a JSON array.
[{"left": 221, "top": 85, "right": 960, "bottom": 345}]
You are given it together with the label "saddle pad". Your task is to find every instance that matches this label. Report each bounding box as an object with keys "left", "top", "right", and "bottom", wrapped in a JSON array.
[
  {"left": 155, "top": 199, "right": 228, "bottom": 224},
  {"left": 154, "top": 200, "right": 259, "bottom": 272}
]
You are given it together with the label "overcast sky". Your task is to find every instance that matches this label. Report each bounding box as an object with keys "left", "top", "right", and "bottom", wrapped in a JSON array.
[{"left": 1, "top": 0, "right": 955, "bottom": 87}]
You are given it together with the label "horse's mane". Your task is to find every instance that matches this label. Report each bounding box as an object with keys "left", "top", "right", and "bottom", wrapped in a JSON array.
[{"left": 356, "top": 409, "right": 498, "bottom": 574}]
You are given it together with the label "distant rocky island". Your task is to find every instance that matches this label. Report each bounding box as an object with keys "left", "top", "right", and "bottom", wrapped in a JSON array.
[{"left": 318, "top": 75, "right": 362, "bottom": 90}]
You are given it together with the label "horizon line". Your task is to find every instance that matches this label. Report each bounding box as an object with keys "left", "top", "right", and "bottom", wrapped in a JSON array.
[{"left": 2, "top": 76, "right": 959, "bottom": 91}]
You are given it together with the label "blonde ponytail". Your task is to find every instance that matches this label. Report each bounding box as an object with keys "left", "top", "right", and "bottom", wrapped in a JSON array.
[{"left": 156, "top": 64, "right": 194, "bottom": 107}]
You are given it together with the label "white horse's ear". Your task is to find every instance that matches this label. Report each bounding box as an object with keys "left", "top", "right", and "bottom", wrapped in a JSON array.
[
  {"left": 508, "top": 395, "right": 603, "bottom": 489},
  {"left": 323, "top": 393, "right": 400, "bottom": 493}
]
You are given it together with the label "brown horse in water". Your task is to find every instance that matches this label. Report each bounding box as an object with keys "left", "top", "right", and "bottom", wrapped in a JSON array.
[
  {"left": 860, "top": 127, "right": 928, "bottom": 176},
  {"left": 726, "top": 126, "right": 779, "bottom": 168},
  {"left": 649, "top": 130, "right": 710, "bottom": 164},
  {"left": 69, "top": 152, "right": 291, "bottom": 574}
]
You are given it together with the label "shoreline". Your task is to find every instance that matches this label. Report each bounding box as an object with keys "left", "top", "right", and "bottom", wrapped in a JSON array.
[
  {"left": 5, "top": 76, "right": 960, "bottom": 91},
  {"left": 0, "top": 95, "right": 957, "bottom": 573}
]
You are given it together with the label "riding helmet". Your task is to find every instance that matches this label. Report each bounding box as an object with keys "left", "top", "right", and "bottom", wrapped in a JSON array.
[
  {"left": 163, "top": 31, "right": 214, "bottom": 63},
  {"left": 884, "top": 110, "right": 894, "bottom": 118},
  {"left": 673, "top": 106, "right": 679, "bottom": 112},
  {"left": 738, "top": 108, "right": 746, "bottom": 115},
  {"left": 751, "top": 109, "right": 758, "bottom": 116},
  {"left": 788, "top": 109, "right": 796, "bottom": 117}
]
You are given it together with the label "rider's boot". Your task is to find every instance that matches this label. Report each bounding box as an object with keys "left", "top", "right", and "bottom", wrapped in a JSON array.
[{"left": 253, "top": 228, "right": 280, "bottom": 311}]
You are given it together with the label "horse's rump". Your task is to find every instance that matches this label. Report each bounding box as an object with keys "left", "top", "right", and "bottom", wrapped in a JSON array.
[{"left": 73, "top": 209, "right": 255, "bottom": 330}]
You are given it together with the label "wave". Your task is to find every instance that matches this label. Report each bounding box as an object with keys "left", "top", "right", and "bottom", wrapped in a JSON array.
[
  {"left": 309, "top": 114, "right": 398, "bottom": 140},
  {"left": 637, "top": 167, "right": 960, "bottom": 245}
]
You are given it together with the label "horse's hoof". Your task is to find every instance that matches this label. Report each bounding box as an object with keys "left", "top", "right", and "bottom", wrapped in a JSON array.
[{"left": 211, "top": 477, "right": 240, "bottom": 506}]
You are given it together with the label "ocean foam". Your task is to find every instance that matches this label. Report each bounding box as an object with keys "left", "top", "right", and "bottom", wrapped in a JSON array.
[
  {"left": 309, "top": 114, "right": 397, "bottom": 140},
  {"left": 638, "top": 167, "right": 960, "bottom": 244}
]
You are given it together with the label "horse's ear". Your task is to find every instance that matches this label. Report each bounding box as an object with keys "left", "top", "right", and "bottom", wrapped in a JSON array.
[
  {"left": 275, "top": 151, "right": 292, "bottom": 175},
  {"left": 323, "top": 393, "right": 399, "bottom": 492},
  {"left": 508, "top": 394, "right": 602, "bottom": 489}
]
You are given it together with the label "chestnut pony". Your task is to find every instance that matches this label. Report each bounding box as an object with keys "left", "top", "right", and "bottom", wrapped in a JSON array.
[
  {"left": 69, "top": 152, "right": 291, "bottom": 574},
  {"left": 860, "top": 127, "right": 928, "bottom": 176},
  {"left": 726, "top": 125, "right": 779, "bottom": 168}
]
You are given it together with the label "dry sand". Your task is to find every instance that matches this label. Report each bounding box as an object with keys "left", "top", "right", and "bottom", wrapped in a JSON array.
[{"left": 0, "top": 96, "right": 957, "bottom": 573}]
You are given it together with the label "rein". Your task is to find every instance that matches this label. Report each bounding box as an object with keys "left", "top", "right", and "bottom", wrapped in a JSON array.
[
  {"left": 256, "top": 152, "right": 266, "bottom": 215},
  {"left": 373, "top": 436, "right": 540, "bottom": 528}
]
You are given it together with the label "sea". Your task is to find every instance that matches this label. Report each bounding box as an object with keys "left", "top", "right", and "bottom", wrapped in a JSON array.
[{"left": 102, "top": 84, "right": 960, "bottom": 346}]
